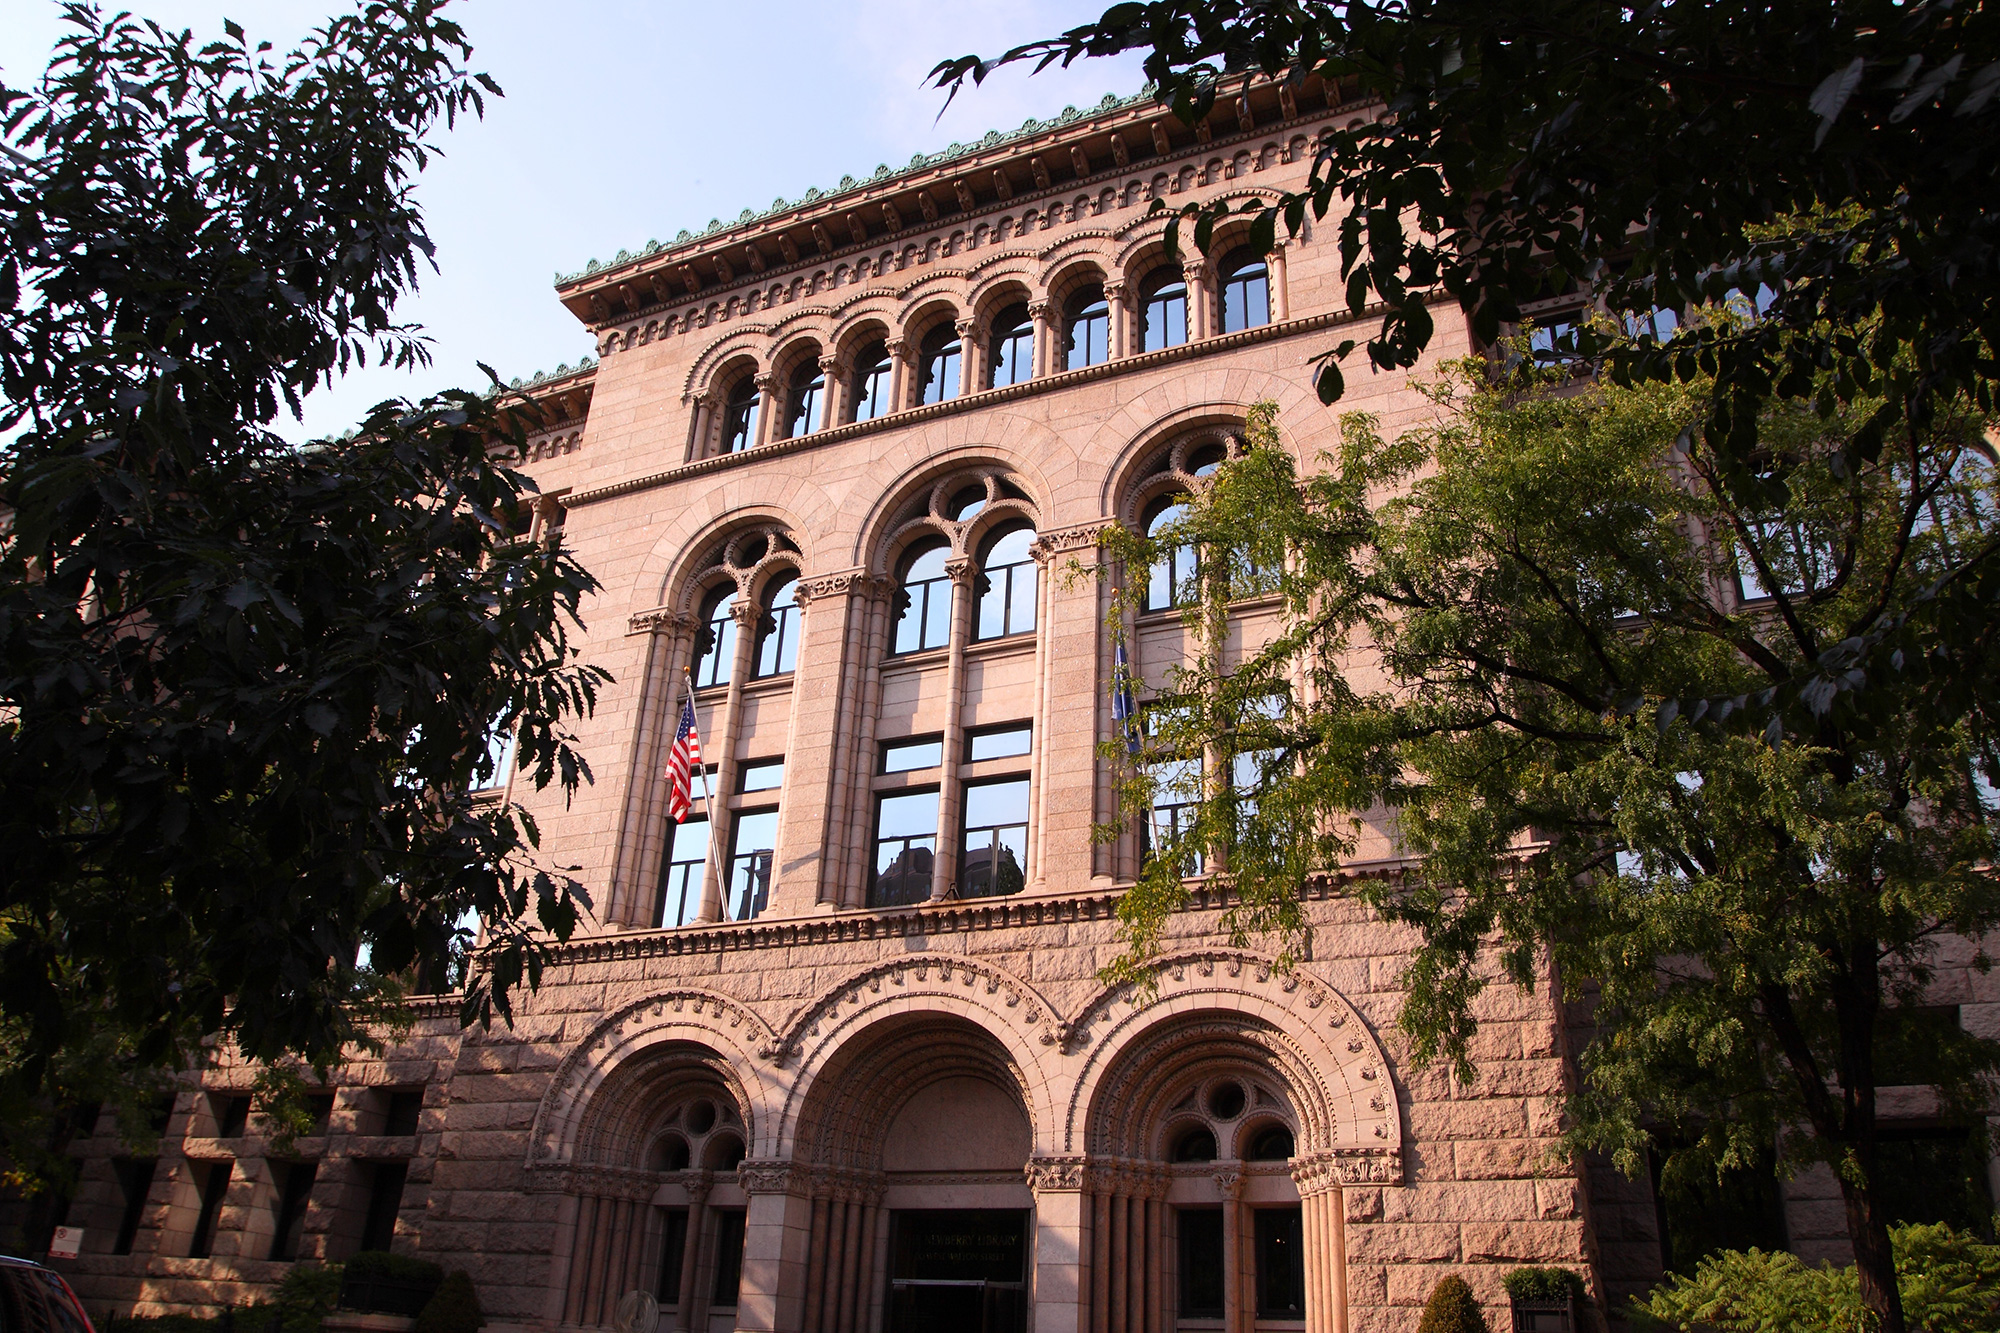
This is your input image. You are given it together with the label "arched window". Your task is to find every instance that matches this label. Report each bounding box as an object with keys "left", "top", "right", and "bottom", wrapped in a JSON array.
[
  {"left": 1140, "top": 271, "right": 1188, "bottom": 352},
  {"left": 1144, "top": 497, "right": 1197, "bottom": 611},
  {"left": 693, "top": 586, "right": 737, "bottom": 688},
  {"left": 754, "top": 574, "right": 799, "bottom": 678},
  {"left": 988, "top": 303, "right": 1034, "bottom": 387},
  {"left": 785, "top": 361, "right": 824, "bottom": 438},
  {"left": 893, "top": 540, "right": 953, "bottom": 654},
  {"left": 719, "top": 376, "right": 760, "bottom": 453},
  {"left": 975, "top": 523, "right": 1038, "bottom": 641},
  {"left": 918, "top": 324, "right": 961, "bottom": 405},
  {"left": 851, "top": 341, "right": 892, "bottom": 422},
  {"left": 1218, "top": 248, "right": 1270, "bottom": 334},
  {"left": 1065, "top": 287, "right": 1109, "bottom": 369}
]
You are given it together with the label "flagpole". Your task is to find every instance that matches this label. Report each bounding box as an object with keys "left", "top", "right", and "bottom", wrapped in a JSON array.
[{"left": 683, "top": 669, "right": 731, "bottom": 921}]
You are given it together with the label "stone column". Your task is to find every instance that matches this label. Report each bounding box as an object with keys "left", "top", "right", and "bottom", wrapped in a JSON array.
[
  {"left": 955, "top": 316, "right": 982, "bottom": 394},
  {"left": 770, "top": 577, "right": 857, "bottom": 914},
  {"left": 674, "top": 1176, "right": 711, "bottom": 1333},
  {"left": 1291, "top": 1159, "right": 1348, "bottom": 1333},
  {"left": 1028, "top": 300, "right": 1054, "bottom": 379},
  {"left": 735, "top": 1162, "right": 812, "bottom": 1333},
  {"left": 1027, "top": 1157, "right": 1089, "bottom": 1333},
  {"left": 1104, "top": 279, "right": 1131, "bottom": 359},
  {"left": 928, "top": 557, "right": 977, "bottom": 901},
  {"left": 886, "top": 336, "right": 911, "bottom": 412},
  {"left": 834, "top": 578, "right": 894, "bottom": 908},
  {"left": 687, "top": 391, "right": 718, "bottom": 462},
  {"left": 611, "top": 611, "right": 697, "bottom": 927},
  {"left": 801, "top": 1193, "right": 832, "bottom": 1333},
  {"left": 1267, "top": 245, "right": 1291, "bottom": 321},
  {"left": 697, "top": 598, "right": 761, "bottom": 922},
  {"left": 1215, "top": 1167, "right": 1244, "bottom": 1333},
  {"left": 816, "top": 354, "right": 846, "bottom": 430},
  {"left": 752, "top": 372, "right": 781, "bottom": 448},
  {"left": 1184, "top": 259, "right": 1213, "bottom": 340},
  {"left": 1025, "top": 526, "right": 1110, "bottom": 892}
]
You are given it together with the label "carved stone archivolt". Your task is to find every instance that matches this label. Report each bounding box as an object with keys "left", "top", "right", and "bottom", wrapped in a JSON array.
[{"left": 769, "top": 954, "right": 1062, "bottom": 1067}]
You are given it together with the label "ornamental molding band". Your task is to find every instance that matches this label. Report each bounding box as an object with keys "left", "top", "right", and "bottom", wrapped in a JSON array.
[
  {"left": 768, "top": 954, "right": 1062, "bottom": 1068},
  {"left": 736, "top": 1160, "right": 801, "bottom": 1196},
  {"left": 1029, "top": 520, "right": 1116, "bottom": 563},
  {"left": 1290, "top": 1147, "right": 1404, "bottom": 1193},
  {"left": 527, "top": 987, "right": 778, "bottom": 1168},
  {"left": 1023, "top": 1155, "right": 1088, "bottom": 1193},
  {"left": 626, "top": 607, "right": 698, "bottom": 636},
  {"left": 791, "top": 569, "right": 886, "bottom": 605}
]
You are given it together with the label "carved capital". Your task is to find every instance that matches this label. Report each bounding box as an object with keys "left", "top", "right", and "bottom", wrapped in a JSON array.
[
  {"left": 944, "top": 556, "right": 976, "bottom": 587},
  {"left": 729, "top": 598, "right": 765, "bottom": 629},
  {"left": 1103, "top": 279, "right": 1129, "bottom": 301},
  {"left": 1024, "top": 1156, "right": 1088, "bottom": 1193},
  {"left": 1028, "top": 521, "right": 1114, "bottom": 567},
  {"left": 753, "top": 372, "right": 779, "bottom": 393},
  {"left": 627, "top": 608, "right": 699, "bottom": 637},
  {"left": 886, "top": 336, "right": 909, "bottom": 359},
  {"left": 817, "top": 354, "right": 844, "bottom": 376},
  {"left": 954, "top": 317, "right": 976, "bottom": 339},
  {"left": 736, "top": 1160, "right": 801, "bottom": 1195},
  {"left": 1212, "top": 1166, "right": 1243, "bottom": 1199},
  {"left": 1291, "top": 1148, "right": 1404, "bottom": 1192},
  {"left": 1027, "top": 300, "right": 1052, "bottom": 321},
  {"left": 794, "top": 569, "right": 878, "bottom": 606}
]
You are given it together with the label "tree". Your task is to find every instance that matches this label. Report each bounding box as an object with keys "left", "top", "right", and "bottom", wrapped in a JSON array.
[
  {"left": 1096, "top": 354, "right": 1998, "bottom": 1332},
  {"left": 0, "top": 1, "right": 607, "bottom": 1185}
]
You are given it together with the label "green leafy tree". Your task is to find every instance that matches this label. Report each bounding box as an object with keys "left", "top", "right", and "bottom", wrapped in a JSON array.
[
  {"left": 0, "top": 1, "right": 607, "bottom": 1189},
  {"left": 1094, "top": 350, "right": 1999, "bottom": 1332}
]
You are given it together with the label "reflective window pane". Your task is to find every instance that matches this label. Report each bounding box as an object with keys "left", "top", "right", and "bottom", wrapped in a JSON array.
[
  {"left": 968, "top": 725, "right": 1032, "bottom": 762},
  {"left": 727, "top": 809, "right": 778, "bottom": 922},
  {"left": 657, "top": 818, "right": 709, "bottom": 929},
  {"left": 881, "top": 737, "right": 944, "bottom": 773},
  {"left": 738, "top": 759, "right": 784, "bottom": 793},
  {"left": 961, "top": 777, "right": 1029, "bottom": 899},
  {"left": 873, "top": 789, "right": 940, "bottom": 907}
]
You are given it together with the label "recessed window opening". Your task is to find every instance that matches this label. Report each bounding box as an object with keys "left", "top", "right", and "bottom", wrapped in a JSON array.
[
  {"left": 693, "top": 587, "right": 737, "bottom": 689},
  {"left": 685, "top": 1100, "right": 717, "bottom": 1135},
  {"left": 655, "top": 1209, "right": 689, "bottom": 1303},
  {"left": 947, "top": 484, "right": 988, "bottom": 523},
  {"left": 1219, "top": 248, "right": 1271, "bottom": 333},
  {"left": 720, "top": 376, "right": 760, "bottom": 453},
  {"left": 657, "top": 816, "right": 708, "bottom": 929},
  {"left": 358, "top": 1160, "right": 407, "bottom": 1253},
  {"left": 1172, "top": 1125, "right": 1218, "bottom": 1162},
  {"left": 1178, "top": 1207, "right": 1226, "bottom": 1318},
  {"left": 1144, "top": 497, "right": 1198, "bottom": 611},
  {"left": 1141, "top": 271, "right": 1188, "bottom": 351},
  {"left": 894, "top": 541, "right": 953, "bottom": 654},
  {"left": 919, "top": 324, "right": 962, "bottom": 405},
  {"left": 703, "top": 1132, "right": 746, "bottom": 1171},
  {"left": 1207, "top": 1079, "right": 1247, "bottom": 1119},
  {"left": 653, "top": 1133, "right": 692, "bottom": 1171},
  {"left": 989, "top": 303, "right": 1034, "bottom": 386},
  {"left": 211, "top": 1093, "right": 250, "bottom": 1139},
  {"left": 1188, "top": 442, "right": 1228, "bottom": 477},
  {"left": 112, "top": 1158, "right": 158, "bottom": 1256},
  {"left": 711, "top": 1209, "right": 747, "bottom": 1306},
  {"left": 1144, "top": 744, "right": 1205, "bottom": 877},
  {"left": 382, "top": 1090, "right": 423, "bottom": 1137},
  {"left": 754, "top": 574, "right": 799, "bottom": 678},
  {"left": 967, "top": 724, "right": 1032, "bottom": 762},
  {"left": 738, "top": 758, "right": 784, "bottom": 793},
  {"left": 1245, "top": 1124, "right": 1295, "bottom": 1161},
  {"left": 727, "top": 809, "right": 778, "bottom": 921},
  {"left": 975, "top": 524, "right": 1038, "bottom": 640},
  {"left": 881, "top": 736, "right": 945, "bottom": 773},
  {"left": 961, "top": 777, "right": 1029, "bottom": 898},
  {"left": 852, "top": 341, "right": 893, "bottom": 422},
  {"left": 268, "top": 1160, "right": 317, "bottom": 1261},
  {"left": 187, "top": 1160, "right": 231, "bottom": 1258},
  {"left": 1065, "top": 286, "right": 1109, "bottom": 369},
  {"left": 1254, "top": 1208, "right": 1307, "bottom": 1319},
  {"left": 872, "top": 788, "right": 940, "bottom": 907},
  {"left": 786, "top": 360, "right": 824, "bottom": 437}
]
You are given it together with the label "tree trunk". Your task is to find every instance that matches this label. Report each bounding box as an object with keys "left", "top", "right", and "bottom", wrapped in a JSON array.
[{"left": 1837, "top": 1156, "right": 1905, "bottom": 1333}]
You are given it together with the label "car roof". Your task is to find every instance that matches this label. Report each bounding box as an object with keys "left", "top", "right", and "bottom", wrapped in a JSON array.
[{"left": 0, "top": 1255, "right": 53, "bottom": 1269}]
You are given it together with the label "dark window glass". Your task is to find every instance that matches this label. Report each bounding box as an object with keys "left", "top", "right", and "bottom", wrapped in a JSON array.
[
  {"left": 656, "top": 817, "right": 709, "bottom": 929},
  {"left": 989, "top": 303, "right": 1034, "bottom": 386},
  {"left": 738, "top": 759, "right": 784, "bottom": 793},
  {"left": 726, "top": 810, "right": 777, "bottom": 922},
  {"left": 112, "top": 1158, "right": 157, "bottom": 1256},
  {"left": 711, "top": 1210, "right": 746, "bottom": 1305},
  {"left": 655, "top": 1208, "right": 689, "bottom": 1303},
  {"left": 919, "top": 325, "right": 962, "bottom": 405},
  {"left": 1178, "top": 1207, "right": 1226, "bottom": 1318},
  {"left": 881, "top": 737, "right": 944, "bottom": 773},
  {"left": 894, "top": 542, "right": 953, "bottom": 655},
  {"left": 961, "top": 778, "right": 1028, "bottom": 899},
  {"left": 1145, "top": 499, "right": 1197, "bottom": 611},
  {"left": 1245, "top": 1124, "right": 1295, "bottom": 1161},
  {"left": 1065, "top": 289, "right": 1109, "bottom": 369},
  {"left": 693, "top": 589, "right": 737, "bottom": 690},
  {"left": 967, "top": 725, "right": 1031, "bottom": 763},
  {"left": 383, "top": 1091, "right": 423, "bottom": 1138},
  {"left": 305, "top": 1095, "right": 334, "bottom": 1134},
  {"left": 976, "top": 525, "right": 1038, "bottom": 641},
  {"left": 720, "top": 377, "right": 760, "bottom": 453},
  {"left": 358, "top": 1161, "right": 407, "bottom": 1253},
  {"left": 786, "top": 361, "right": 824, "bottom": 437},
  {"left": 1254, "top": 1208, "right": 1306, "bottom": 1319},
  {"left": 1219, "top": 250, "right": 1270, "bottom": 333},
  {"left": 873, "top": 789, "right": 940, "bottom": 907},
  {"left": 1144, "top": 748, "right": 1206, "bottom": 877},
  {"left": 186, "top": 1160, "right": 229, "bottom": 1248},
  {"left": 1526, "top": 313, "right": 1584, "bottom": 365},
  {"left": 754, "top": 575, "right": 799, "bottom": 678},
  {"left": 1874, "top": 1127, "right": 1995, "bottom": 1234},
  {"left": 1651, "top": 1139, "right": 1788, "bottom": 1275},
  {"left": 268, "top": 1160, "right": 317, "bottom": 1261},
  {"left": 1142, "top": 273, "right": 1188, "bottom": 351},
  {"left": 852, "top": 341, "right": 893, "bottom": 421},
  {"left": 1173, "top": 1126, "right": 1218, "bottom": 1162},
  {"left": 212, "top": 1094, "right": 250, "bottom": 1139}
]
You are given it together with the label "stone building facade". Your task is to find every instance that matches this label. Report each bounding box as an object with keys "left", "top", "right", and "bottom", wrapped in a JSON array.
[{"left": 44, "top": 78, "right": 1998, "bottom": 1333}]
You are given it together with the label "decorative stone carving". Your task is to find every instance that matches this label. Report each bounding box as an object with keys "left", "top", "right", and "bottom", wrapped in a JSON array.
[
  {"left": 810, "top": 223, "right": 834, "bottom": 255},
  {"left": 991, "top": 169, "right": 1013, "bottom": 201},
  {"left": 777, "top": 235, "right": 799, "bottom": 265},
  {"left": 1151, "top": 123, "right": 1172, "bottom": 157},
  {"left": 1111, "top": 135, "right": 1130, "bottom": 168},
  {"left": 627, "top": 608, "right": 697, "bottom": 637},
  {"left": 737, "top": 1160, "right": 800, "bottom": 1195},
  {"left": 770, "top": 954, "right": 1062, "bottom": 1067},
  {"left": 846, "top": 213, "right": 868, "bottom": 246},
  {"left": 881, "top": 201, "right": 902, "bottom": 232},
  {"left": 1070, "top": 145, "right": 1091, "bottom": 178},
  {"left": 1212, "top": 1166, "right": 1242, "bottom": 1199},
  {"left": 1029, "top": 521, "right": 1114, "bottom": 565},
  {"left": 917, "top": 192, "right": 939, "bottom": 224},
  {"left": 1030, "top": 156, "right": 1051, "bottom": 189},
  {"left": 743, "top": 243, "right": 765, "bottom": 274},
  {"left": 1024, "top": 1156, "right": 1087, "bottom": 1193},
  {"left": 953, "top": 180, "right": 976, "bottom": 213}
]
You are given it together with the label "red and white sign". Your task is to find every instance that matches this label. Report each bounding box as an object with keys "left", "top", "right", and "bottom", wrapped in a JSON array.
[{"left": 47, "top": 1226, "right": 82, "bottom": 1259}]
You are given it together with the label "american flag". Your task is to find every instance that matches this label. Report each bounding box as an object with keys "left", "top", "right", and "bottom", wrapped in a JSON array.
[
  {"left": 664, "top": 694, "right": 703, "bottom": 821},
  {"left": 1112, "top": 637, "right": 1141, "bottom": 757}
]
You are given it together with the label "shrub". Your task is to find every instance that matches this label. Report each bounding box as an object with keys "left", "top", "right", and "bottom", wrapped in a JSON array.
[
  {"left": 413, "top": 1272, "right": 484, "bottom": 1333},
  {"left": 1504, "top": 1268, "right": 1585, "bottom": 1304},
  {"left": 338, "top": 1252, "right": 442, "bottom": 1317},
  {"left": 1635, "top": 1222, "right": 2000, "bottom": 1333},
  {"left": 1420, "top": 1275, "right": 1493, "bottom": 1333},
  {"left": 271, "top": 1265, "right": 343, "bottom": 1333}
]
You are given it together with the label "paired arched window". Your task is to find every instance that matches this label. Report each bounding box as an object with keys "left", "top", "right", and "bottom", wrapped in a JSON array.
[
  {"left": 693, "top": 586, "right": 737, "bottom": 688},
  {"left": 893, "top": 540, "right": 953, "bottom": 654},
  {"left": 1144, "top": 497, "right": 1198, "bottom": 611},
  {"left": 1219, "top": 248, "right": 1271, "bottom": 334},
  {"left": 1065, "top": 287, "right": 1110, "bottom": 370},
  {"left": 754, "top": 574, "right": 800, "bottom": 678},
  {"left": 975, "top": 524, "right": 1038, "bottom": 641},
  {"left": 785, "top": 361, "right": 824, "bottom": 438},
  {"left": 918, "top": 324, "right": 962, "bottom": 405},
  {"left": 719, "top": 377, "right": 760, "bottom": 453},
  {"left": 988, "top": 303, "right": 1034, "bottom": 387},
  {"left": 851, "top": 341, "right": 893, "bottom": 422},
  {"left": 1141, "top": 271, "right": 1188, "bottom": 352}
]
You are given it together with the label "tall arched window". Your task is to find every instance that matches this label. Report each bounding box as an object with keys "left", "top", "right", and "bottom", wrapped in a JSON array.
[
  {"left": 720, "top": 376, "right": 760, "bottom": 453},
  {"left": 975, "top": 523, "right": 1038, "bottom": 641},
  {"left": 918, "top": 324, "right": 961, "bottom": 405},
  {"left": 1065, "top": 287, "right": 1109, "bottom": 369},
  {"left": 893, "top": 540, "right": 953, "bottom": 654},
  {"left": 754, "top": 574, "right": 800, "bottom": 677},
  {"left": 1140, "top": 271, "right": 1188, "bottom": 351},
  {"left": 1144, "top": 497, "right": 1198, "bottom": 611},
  {"left": 988, "top": 303, "right": 1034, "bottom": 387},
  {"left": 851, "top": 341, "right": 893, "bottom": 422},
  {"left": 693, "top": 586, "right": 737, "bottom": 688},
  {"left": 785, "top": 361, "right": 824, "bottom": 438},
  {"left": 1219, "top": 249, "right": 1271, "bottom": 334}
]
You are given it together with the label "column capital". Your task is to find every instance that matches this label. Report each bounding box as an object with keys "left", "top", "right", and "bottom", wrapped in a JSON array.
[
  {"left": 1103, "top": 278, "right": 1130, "bottom": 300},
  {"left": 886, "top": 335, "right": 909, "bottom": 358},
  {"left": 753, "top": 371, "right": 779, "bottom": 393},
  {"left": 729, "top": 597, "right": 765, "bottom": 629},
  {"left": 944, "top": 556, "right": 977, "bottom": 587},
  {"left": 954, "top": 316, "right": 977, "bottom": 338},
  {"left": 1023, "top": 1155, "right": 1088, "bottom": 1194},
  {"left": 736, "top": 1160, "right": 804, "bottom": 1196},
  {"left": 626, "top": 607, "right": 699, "bottom": 637},
  {"left": 1212, "top": 1165, "right": 1243, "bottom": 1199},
  {"left": 816, "top": 353, "right": 845, "bottom": 376},
  {"left": 1027, "top": 299, "right": 1052, "bottom": 320}
]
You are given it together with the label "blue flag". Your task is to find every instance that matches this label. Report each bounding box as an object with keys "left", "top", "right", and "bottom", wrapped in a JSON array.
[{"left": 1111, "top": 637, "right": 1141, "bottom": 757}]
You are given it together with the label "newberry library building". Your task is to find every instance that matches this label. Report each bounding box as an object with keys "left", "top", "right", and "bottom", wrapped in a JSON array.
[{"left": 46, "top": 78, "right": 2000, "bottom": 1333}]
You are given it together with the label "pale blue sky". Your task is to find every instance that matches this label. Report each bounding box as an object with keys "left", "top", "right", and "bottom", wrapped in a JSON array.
[{"left": 1, "top": 1, "right": 1145, "bottom": 441}]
